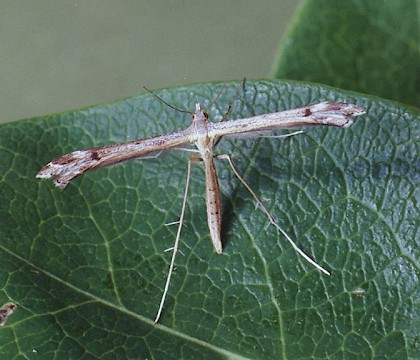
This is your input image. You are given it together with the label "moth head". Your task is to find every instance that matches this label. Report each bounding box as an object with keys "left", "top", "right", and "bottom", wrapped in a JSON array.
[{"left": 192, "top": 103, "right": 209, "bottom": 123}]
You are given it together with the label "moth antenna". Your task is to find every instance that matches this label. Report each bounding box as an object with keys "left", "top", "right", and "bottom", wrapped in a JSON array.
[
  {"left": 204, "top": 81, "right": 228, "bottom": 111},
  {"left": 143, "top": 86, "right": 191, "bottom": 114}
]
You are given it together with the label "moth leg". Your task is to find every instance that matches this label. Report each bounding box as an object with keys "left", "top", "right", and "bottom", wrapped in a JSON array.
[
  {"left": 154, "top": 159, "right": 193, "bottom": 323},
  {"left": 216, "top": 154, "right": 330, "bottom": 275}
]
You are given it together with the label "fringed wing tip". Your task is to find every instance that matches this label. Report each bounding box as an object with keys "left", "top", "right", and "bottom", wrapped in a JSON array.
[
  {"left": 309, "top": 101, "right": 366, "bottom": 128},
  {"left": 36, "top": 163, "right": 71, "bottom": 189},
  {"left": 317, "top": 101, "right": 366, "bottom": 116},
  {"left": 36, "top": 149, "right": 96, "bottom": 189}
]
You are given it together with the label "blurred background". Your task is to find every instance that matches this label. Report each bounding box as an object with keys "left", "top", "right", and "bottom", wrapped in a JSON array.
[{"left": 0, "top": 1, "right": 300, "bottom": 124}]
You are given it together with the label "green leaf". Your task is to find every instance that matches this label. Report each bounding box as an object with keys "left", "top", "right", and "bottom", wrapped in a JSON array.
[
  {"left": 272, "top": 1, "right": 419, "bottom": 107},
  {"left": 0, "top": 80, "right": 418, "bottom": 359}
]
